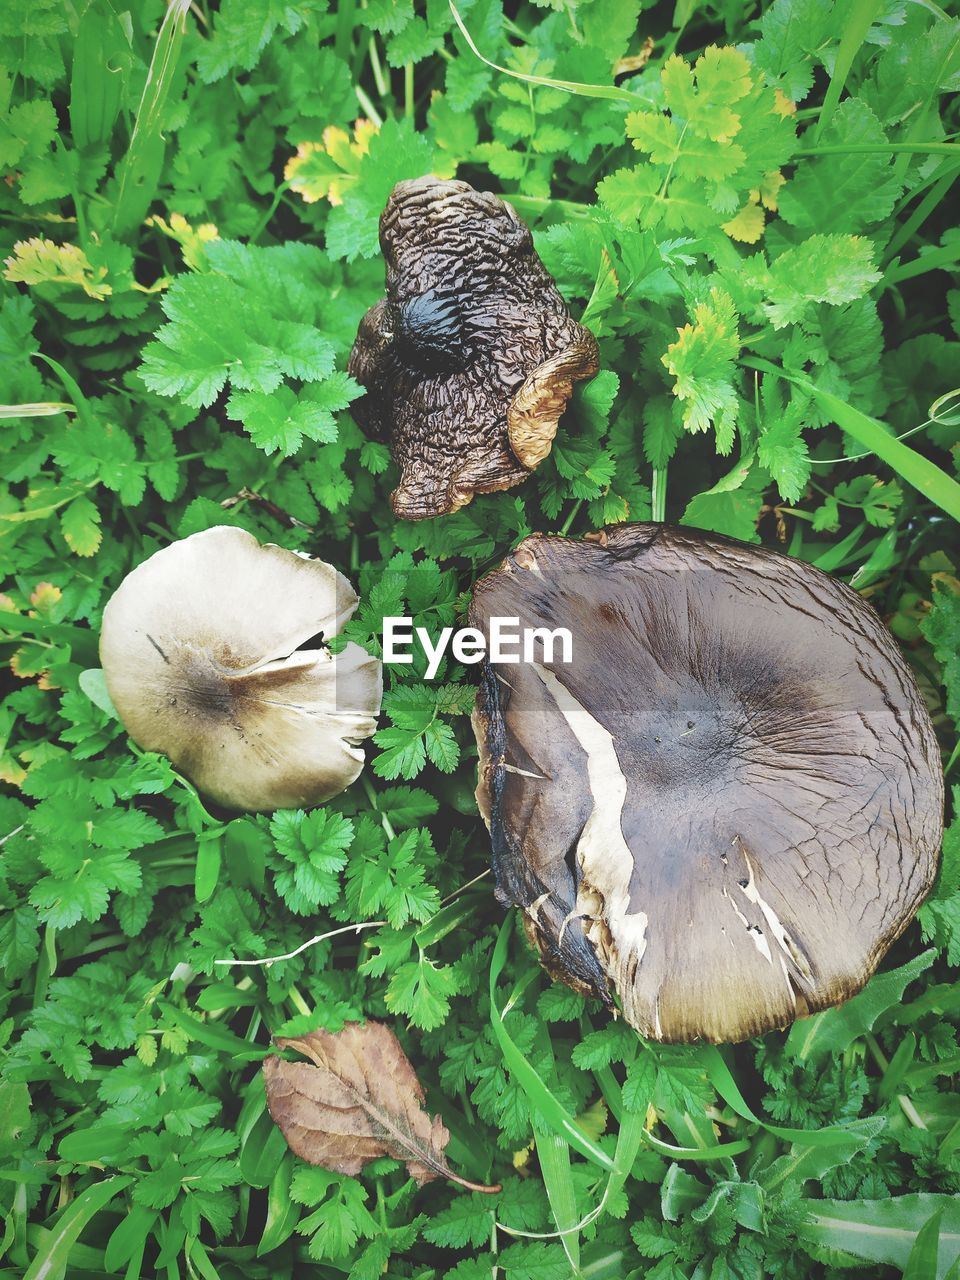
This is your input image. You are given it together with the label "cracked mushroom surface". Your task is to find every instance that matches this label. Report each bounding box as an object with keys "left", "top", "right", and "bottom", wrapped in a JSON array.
[
  {"left": 347, "top": 177, "right": 599, "bottom": 520},
  {"left": 100, "top": 526, "right": 382, "bottom": 813},
  {"left": 469, "top": 524, "right": 943, "bottom": 1044}
]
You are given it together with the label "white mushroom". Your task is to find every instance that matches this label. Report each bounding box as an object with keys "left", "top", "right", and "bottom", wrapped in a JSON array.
[{"left": 100, "top": 526, "right": 382, "bottom": 812}]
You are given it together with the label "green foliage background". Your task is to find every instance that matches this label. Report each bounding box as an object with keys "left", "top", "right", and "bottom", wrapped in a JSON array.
[{"left": 1, "top": 0, "right": 959, "bottom": 1276}]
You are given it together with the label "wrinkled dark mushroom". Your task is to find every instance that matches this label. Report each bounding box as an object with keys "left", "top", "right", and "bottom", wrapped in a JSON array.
[
  {"left": 469, "top": 524, "right": 943, "bottom": 1044},
  {"left": 100, "top": 526, "right": 382, "bottom": 813},
  {"left": 348, "top": 177, "right": 599, "bottom": 520}
]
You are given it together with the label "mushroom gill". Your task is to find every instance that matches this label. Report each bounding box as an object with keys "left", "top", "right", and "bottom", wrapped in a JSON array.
[
  {"left": 469, "top": 524, "right": 944, "bottom": 1044},
  {"left": 99, "top": 526, "right": 382, "bottom": 813}
]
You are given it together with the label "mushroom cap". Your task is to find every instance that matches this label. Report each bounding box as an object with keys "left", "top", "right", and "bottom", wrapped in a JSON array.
[
  {"left": 347, "top": 177, "right": 599, "bottom": 520},
  {"left": 100, "top": 526, "right": 382, "bottom": 813},
  {"left": 469, "top": 524, "right": 943, "bottom": 1044}
]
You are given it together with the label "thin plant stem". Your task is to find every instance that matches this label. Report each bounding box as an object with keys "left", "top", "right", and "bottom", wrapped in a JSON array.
[
  {"left": 884, "top": 164, "right": 959, "bottom": 264},
  {"left": 214, "top": 921, "right": 386, "bottom": 967},
  {"left": 334, "top": 0, "right": 355, "bottom": 60},
  {"left": 652, "top": 468, "right": 667, "bottom": 522},
  {"left": 559, "top": 499, "right": 583, "bottom": 535},
  {"left": 797, "top": 140, "right": 960, "bottom": 157},
  {"left": 250, "top": 181, "right": 291, "bottom": 244},
  {"left": 355, "top": 82, "right": 383, "bottom": 126},
  {"left": 865, "top": 1034, "right": 928, "bottom": 1130},
  {"left": 439, "top": 868, "right": 491, "bottom": 906},
  {"left": 362, "top": 774, "right": 397, "bottom": 841},
  {"left": 884, "top": 238, "right": 960, "bottom": 286},
  {"left": 368, "top": 35, "right": 389, "bottom": 98}
]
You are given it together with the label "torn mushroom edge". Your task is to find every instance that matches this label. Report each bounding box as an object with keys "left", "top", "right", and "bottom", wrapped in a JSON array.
[{"left": 468, "top": 528, "right": 945, "bottom": 1044}]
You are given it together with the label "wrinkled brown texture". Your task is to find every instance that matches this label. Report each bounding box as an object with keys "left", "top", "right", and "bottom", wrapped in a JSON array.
[
  {"left": 348, "top": 177, "right": 599, "bottom": 520},
  {"left": 470, "top": 524, "right": 944, "bottom": 1044},
  {"left": 264, "top": 1023, "right": 499, "bottom": 1191}
]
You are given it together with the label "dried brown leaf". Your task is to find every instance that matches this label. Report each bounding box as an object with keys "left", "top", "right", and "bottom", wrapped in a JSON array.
[{"left": 264, "top": 1021, "right": 499, "bottom": 1193}]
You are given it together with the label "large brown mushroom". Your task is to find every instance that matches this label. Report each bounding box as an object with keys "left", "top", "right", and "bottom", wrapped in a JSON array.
[
  {"left": 100, "top": 526, "right": 382, "bottom": 813},
  {"left": 469, "top": 524, "right": 943, "bottom": 1044},
  {"left": 348, "top": 177, "right": 599, "bottom": 521}
]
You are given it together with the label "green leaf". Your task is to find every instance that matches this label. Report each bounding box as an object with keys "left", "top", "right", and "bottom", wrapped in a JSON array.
[
  {"left": 682, "top": 465, "right": 767, "bottom": 542},
  {"left": 194, "top": 833, "right": 222, "bottom": 904},
  {"left": 923, "top": 582, "right": 960, "bottom": 725},
  {"left": 904, "top": 1209, "right": 944, "bottom": 1280},
  {"left": 751, "top": 360, "right": 960, "bottom": 521},
  {"left": 761, "top": 234, "right": 882, "bottom": 328},
  {"left": 59, "top": 494, "right": 102, "bottom": 556},
  {"left": 798, "top": 1194, "right": 960, "bottom": 1278},
  {"left": 662, "top": 288, "right": 741, "bottom": 442},
  {"left": 489, "top": 916, "right": 614, "bottom": 1173},
  {"left": 759, "top": 1117, "right": 886, "bottom": 1195},
  {"left": 423, "top": 1194, "right": 494, "bottom": 1248},
  {"left": 373, "top": 726, "right": 428, "bottom": 780},
  {"left": 756, "top": 399, "right": 812, "bottom": 502},
  {"left": 196, "top": 0, "right": 311, "bottom": 82},
  {"left": 784, "top": 950, "right": 937, "bottom": 1062},
  {"left": 270, "top": 809, "right": 354, "bottom": 914},
  {"left": 424, "top": 720, "right": 460, "bottom": 772},
  {"left": 142, "top": 282, "right": 334, "bottom": 407},
  {"left": 324, "top": 118, "right": 435, "bottom": 262},
  {"left": 112, "top": 0, "right": 190, "bottom": 237},
  {"left": 386, "top": 952, "right": 459, "bottom": 1031},
  {"left": 77, "top": 669, "right": 118, "bottom": 719},
  {"left": 920, "top": 800, "right": 960, "bottom": 964},
  {"left": 24, "top": 1176, "right": 132, "bottom": 1280},
  {"left": 779, "top": 99, "right": 901, "bottom": 232},
  {"left": 753, "top": 0, "right": 836, "bottom": 102}
]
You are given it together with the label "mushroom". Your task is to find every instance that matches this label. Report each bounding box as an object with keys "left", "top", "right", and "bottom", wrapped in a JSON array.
[
  {"left": 469, "top": 524, "right": 943, "bottom": 1044},
  {"left": 100, "top": 526, "right": 382, "bottom": 813},
  {"left": 347, "top": 177, "right": 599, "bottom": 520}
]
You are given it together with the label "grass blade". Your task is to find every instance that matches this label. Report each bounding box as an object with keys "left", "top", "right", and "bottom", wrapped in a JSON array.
[
  {"left": 534, "top": 1127, "right": 581, "bottom": 1272},
  {"left": 449, "top": 0, "right": 640, "bottom": 104},
  {"left": 703, "top": 1046, "right": 891, "bottom": 1150},
  {"left": 642, "top": 1130, "right": 752, "bottom": 1161},
  {"left": 69, "top": 0, "right": 131, "bottom": 152},
  {"left": 906, "top": 1203, "right": 942, "bottom": 1274},
  {"left": 112, "top": 0, "right": 191, "bottom": 238},
  {"left": 745, "top": 359, "right": 960, "bottom": 523},
  {"left": 814, "top": 0, "right": 885, "bottom": 141},
  {"left": 884, "top": 238, "right": 960, "bottom": 286},
  {"left": 0, "top": 402, "right": 72, "bottom": 419},
  {"left": 24, "top": 1176, "right": 132, "bottom": 1280},
  {"left": 607, "top": 1109, "right": 647, "bottom": 1200},
  {"left": 489, "top": 916, "right": 615, "bottom": 1173}
]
